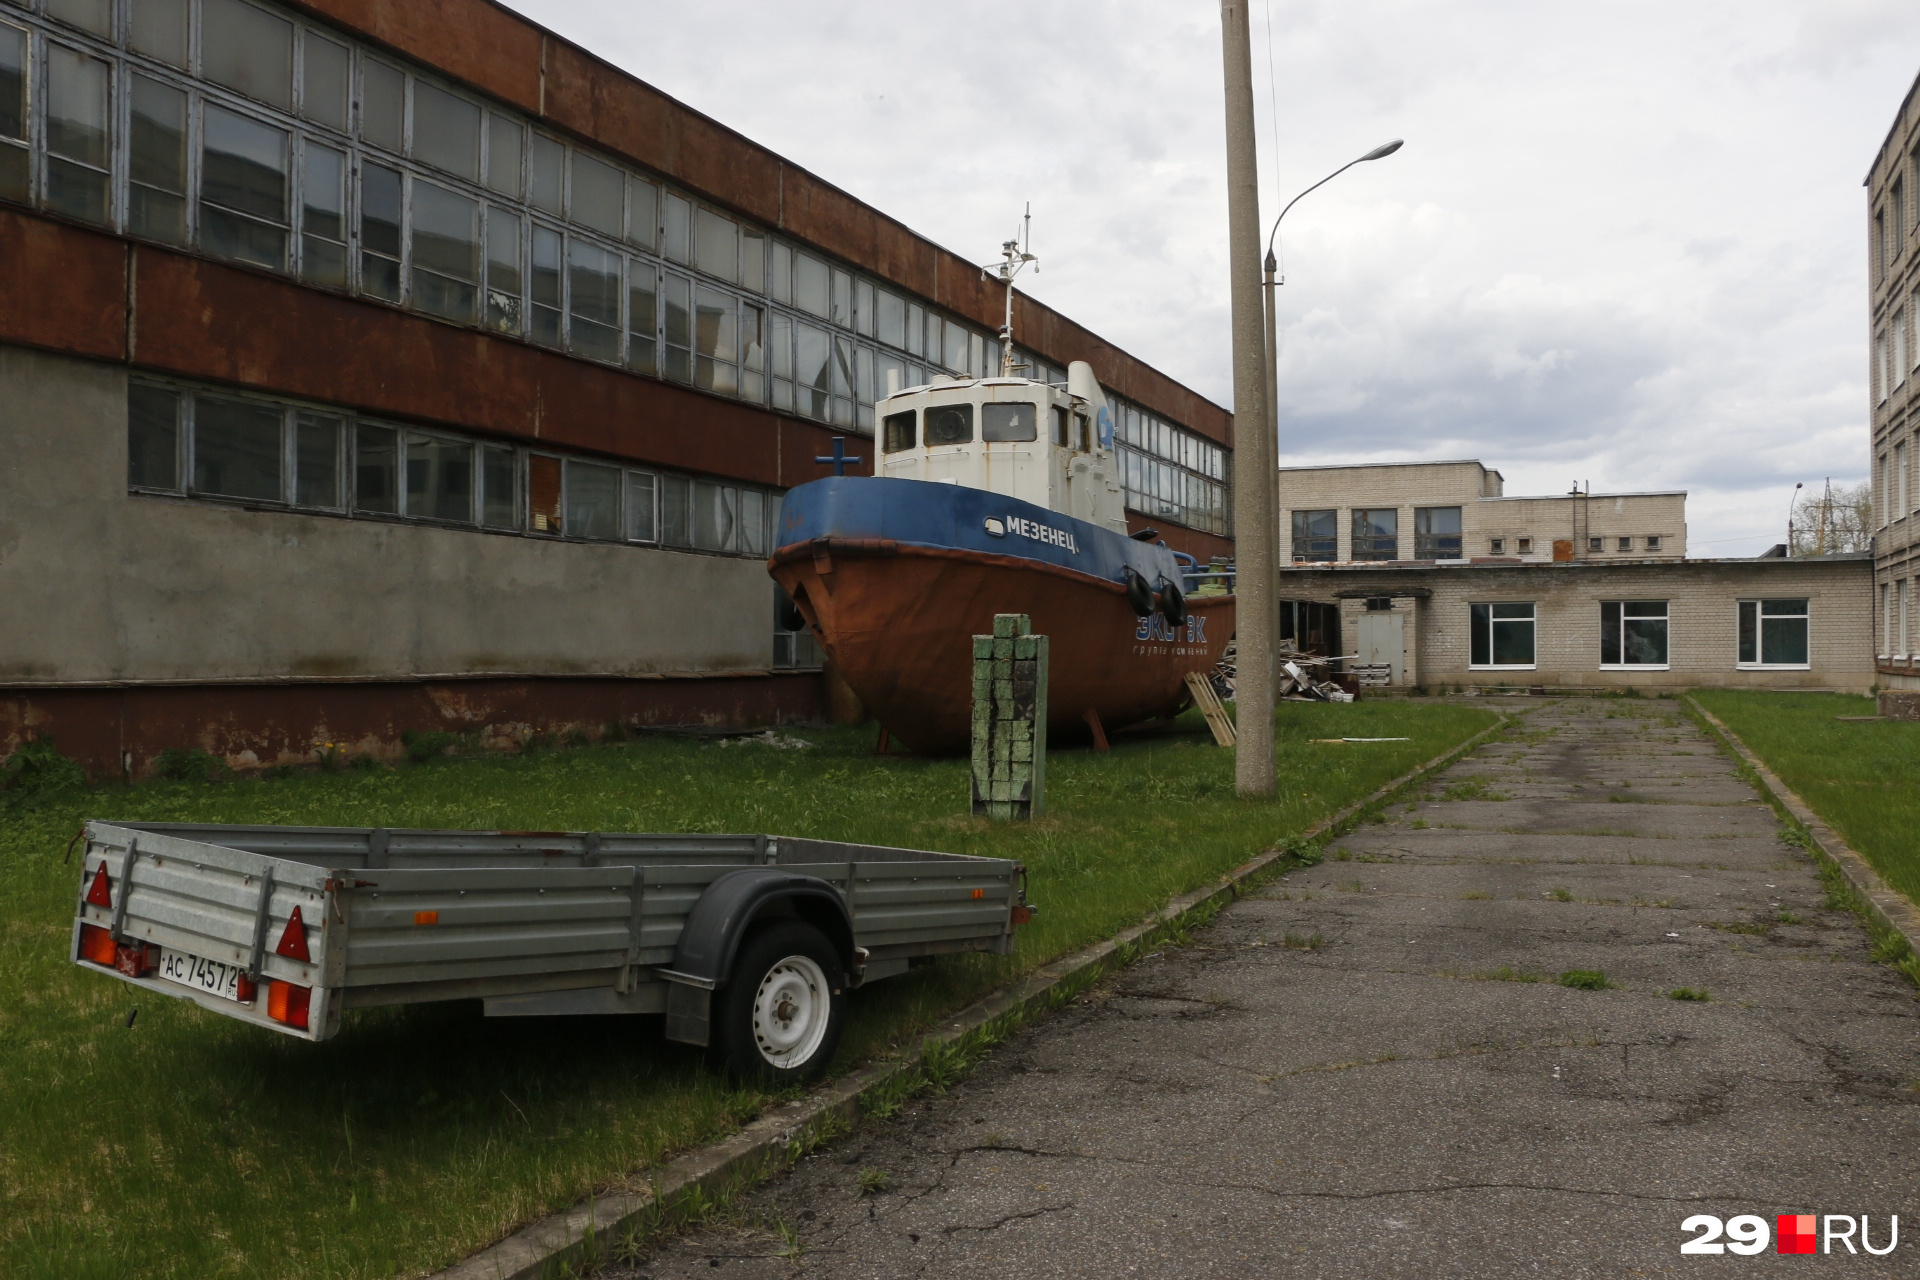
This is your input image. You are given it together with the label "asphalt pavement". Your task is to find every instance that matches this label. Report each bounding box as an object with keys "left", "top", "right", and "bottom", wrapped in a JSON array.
[{"left": 610, "top": 698, "right": 1920, "bottom": 1278}]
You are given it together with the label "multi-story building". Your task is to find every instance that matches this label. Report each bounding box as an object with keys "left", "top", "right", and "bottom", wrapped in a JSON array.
[
  {"left": 1866, "top": 65, "right": 1920, "bottom": 715},
  {"left": 1279, "top": 459, "right": 1687, "bottom": 565},
  {"left": 0, "top": 0, "right": 1236, "bottom": 778},
  {"left": 1273, "top": 459, "right": 1872, "bottom": 693}
]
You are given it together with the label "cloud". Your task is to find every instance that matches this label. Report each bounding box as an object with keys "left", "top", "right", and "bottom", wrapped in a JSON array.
[{"left": 503, "top": 0, "right": 1920, "bottom": 554}]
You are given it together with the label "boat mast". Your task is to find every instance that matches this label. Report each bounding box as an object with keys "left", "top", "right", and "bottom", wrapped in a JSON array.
[{"left": 986, "top": 206, "right": 1038, "bottom": 376}]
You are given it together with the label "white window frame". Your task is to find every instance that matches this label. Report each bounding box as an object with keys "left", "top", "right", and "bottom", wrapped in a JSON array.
[
  {"left": 1599, "top": 600, "right": 1671, "bottom": 672},
  {"left": 1736, "top": 598, "right": 1811, "bottom": 671},
  {"left": 1468, "top": 601, "right": 1537, "bottom": 671}
]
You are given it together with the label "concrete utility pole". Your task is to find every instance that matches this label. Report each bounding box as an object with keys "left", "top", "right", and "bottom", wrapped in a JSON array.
[{"left": 1220, "top": 0, "right": 1275, "bottom": 797}]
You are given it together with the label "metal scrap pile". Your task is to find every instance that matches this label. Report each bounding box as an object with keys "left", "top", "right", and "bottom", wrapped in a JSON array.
[
  {"left": 1207, "top": 644, "right": 1354, "bottom": 703},
  {"left": 1278, "top": 651, "right": 1355, "bottom": 703}
]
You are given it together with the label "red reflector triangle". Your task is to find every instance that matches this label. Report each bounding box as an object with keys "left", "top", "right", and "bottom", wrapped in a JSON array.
[
  {"left": 274, "top": 906, "right": 311, "bottom": 961},
  {"left": 85, "top": 863, "right": 113, "bottom": 908}
]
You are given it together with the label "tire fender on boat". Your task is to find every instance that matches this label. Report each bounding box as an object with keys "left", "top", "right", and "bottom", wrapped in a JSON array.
[
  {"left": 1158, "top": 580, "right": 1188, "bottom": 626},
  {"left": 1124, "top": 569, "right": 1154, "bottom": 617}
]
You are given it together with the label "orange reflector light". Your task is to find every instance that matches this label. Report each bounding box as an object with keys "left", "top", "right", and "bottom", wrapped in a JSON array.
[
  {"left": 413, "top": 910, "right": 439, "bottom": 926},
  {"left": 971, "top": 888, "right": 985, "bottom": 899},
  {"left": 1010, "top": 905, "right": 1036, "bottom": 926},
  {"left": 79, "top": 923, "right": 117, "bottom": 965},
  {"left": 267, "top": 980, "right": 310, "bottom": 1029},
  {"left": 274, "top": 906, "right": 311, "bottom": 962},
  {"left": 85, "top": 862, "right": 113, "bottom": 907}
]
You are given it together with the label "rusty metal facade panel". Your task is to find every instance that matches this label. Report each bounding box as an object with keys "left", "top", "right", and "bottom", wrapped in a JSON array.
[
  {"left": 0, "top": 672, "right": 826, "bottom": 783},
  {"left": 0, "top": 210, "right": 126, "bottom": 361}
]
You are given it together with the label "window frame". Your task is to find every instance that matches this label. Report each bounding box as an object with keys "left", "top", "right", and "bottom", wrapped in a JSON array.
[
  {"left": 1736, "top": 598, "right": 1810, "bottom": 670},
  {"left": 1468, "top": 601, "right": 1537, "bottom": 671},
  {"left": 1598, "top": 599, "right": 1670, "bottom": 671}
]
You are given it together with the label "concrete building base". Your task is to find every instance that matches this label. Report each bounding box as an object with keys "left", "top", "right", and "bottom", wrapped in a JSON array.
[
  {"left": 1879, "top": 689, "right": 1920, "bottom": 720},
  {"left": 2, "top": 671, "right": 824, "bottom": 781}
]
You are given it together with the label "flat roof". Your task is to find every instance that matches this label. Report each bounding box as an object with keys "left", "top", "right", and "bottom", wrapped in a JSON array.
[
  {"left": 1279, "top": 552, "right": 1870, "bottom": 570},
  {"left": 1278, "top": 459, "right": 1492, "bottom": 473},
  {"left": 1483, "top": 491, "right": 1687, "bottom": 502}
]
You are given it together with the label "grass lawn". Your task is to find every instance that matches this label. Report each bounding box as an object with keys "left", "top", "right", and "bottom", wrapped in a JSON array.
[
  {"left": 1691, "top": 690, "right": 1920, "bottom": 904},
  {"left": 0, "top": 700, "right": 1494, "bottom": 1279}
]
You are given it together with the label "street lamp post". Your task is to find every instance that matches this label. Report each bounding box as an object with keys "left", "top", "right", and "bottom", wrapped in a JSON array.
[{"left": 1262, "top": 141, "right": 1403, "bottom": 617}]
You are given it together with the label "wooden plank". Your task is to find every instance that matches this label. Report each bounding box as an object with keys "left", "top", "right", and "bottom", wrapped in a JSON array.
[{"left": 1184, "top": 671, "right": 1236, "bottom": 747}]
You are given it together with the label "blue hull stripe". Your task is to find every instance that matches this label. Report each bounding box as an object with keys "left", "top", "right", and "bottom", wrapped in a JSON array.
[{"left": 776, "top": 476, "right": 1189, "bottom": 590}]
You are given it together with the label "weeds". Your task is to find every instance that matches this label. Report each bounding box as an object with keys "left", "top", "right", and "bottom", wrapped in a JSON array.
[
  {"left": 1557, "top": 969, "right": 1612, "bottom": 990},
  {"left": 1667, "top": 987, "right": 1711, "bottom": 1002},
  {"left": 152, "top": 746, "right": 226, "bottom": 783},
  {"left": 1279, "top": 932, "right": 1325, "bottom": 950},
  {"left": 855, "top": 1168, "right": 888, "bottom": 1196},
  {"left": 0, "top": 737, "right": 87, "bottom": 804}
]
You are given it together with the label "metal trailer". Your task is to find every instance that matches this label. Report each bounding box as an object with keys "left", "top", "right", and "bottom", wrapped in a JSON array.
[{"left": 69, "top": 821, "right": 1033, "bottom": 1080}]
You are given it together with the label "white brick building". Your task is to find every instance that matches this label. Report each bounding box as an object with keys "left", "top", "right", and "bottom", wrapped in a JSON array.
[
  {"left": 1279, "top": 459, "right": 1687, "bottom": 564},
  {"left": 1865, "top": 65, "right": 1920, "bottom": 714},
  {"left": 1274, "top": 460, "right": 1873, "bottom": 693}
]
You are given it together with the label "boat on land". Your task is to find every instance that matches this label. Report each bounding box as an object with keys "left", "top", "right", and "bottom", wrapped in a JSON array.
[{"left": 769, "top": 228, "right": 1235, "bottom": 755}]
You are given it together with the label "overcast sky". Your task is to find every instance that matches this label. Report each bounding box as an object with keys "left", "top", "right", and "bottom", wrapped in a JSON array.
[{"left": 507, "top": 0, "right": 1920, "bottom": 554}]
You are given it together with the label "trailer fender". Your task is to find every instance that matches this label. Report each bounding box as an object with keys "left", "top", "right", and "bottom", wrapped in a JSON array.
[{"left": 659, "top": 870, "right": 854, "bottom": 1047}]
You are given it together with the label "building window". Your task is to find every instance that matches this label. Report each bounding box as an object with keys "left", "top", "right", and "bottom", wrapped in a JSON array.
[
  {"left": 0, "top": 24, "right": 27, "bottom": 204},
  {"left": 1601, "top": 600, "right": 1669, "bottom": 668},
  {"left": 1617, "top": 536, "right": 1633, "bottom": 552},
  {"left": 1898, "top": 442, "right": 1909, "bottom": 521},
  {"left": 1469, "top": 602, "right": 1535, "bottom": 668},
  {"left": 1737, "top": 599, "right": 1809, "bottom": 668},
  {"left": 1291, "top": 509, "right": 1336, "bottom": 561},
  {"left": 1489, "top": 538, "right": 1504, "bottom": 554},
  {"left": 46, "top": 42, "right": 112, "bottom": 225},
  {"left": 1414, "top": 506, "right": 1462, "bottom": 559},
  {"left": 1516, "top": 536, "right": 1532, "bottom": 554},
  {"left": 1351, "top": 508, "right": 1398, "bottom": 561},
  {"left": 125, "top": 379, "right": 779, "bottom": 558},
  {"left": 1900, "top": 578, "right": 1912, "bottom": 659},
  {"left": 1646, "top": 535, "right": 1661, "bottom": 551},
  {"left": 1897, "top": 312, "right": 1910, "bottom": 390},
  {"left": 1587, "top": 536, "right": 1603, "bottom": 552}
]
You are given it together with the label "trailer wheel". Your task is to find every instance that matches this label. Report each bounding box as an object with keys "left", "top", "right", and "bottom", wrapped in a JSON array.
[{"left": 712, "top": 921, "right": 846, "bottom": 1083}]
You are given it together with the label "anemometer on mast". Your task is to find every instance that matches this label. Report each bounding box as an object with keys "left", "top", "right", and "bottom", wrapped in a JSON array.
[{"left": 984, "top": 205, "right": 1038, "bottom": 377}]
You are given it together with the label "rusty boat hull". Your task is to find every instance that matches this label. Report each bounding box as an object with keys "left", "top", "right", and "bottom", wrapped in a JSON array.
[{"left": 770, "top": 477, "right": 1234, "bottom": 756}]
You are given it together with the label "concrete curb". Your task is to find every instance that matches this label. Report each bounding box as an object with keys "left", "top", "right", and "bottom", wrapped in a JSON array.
[
  {"left": 1686, "top": 696, "right": 1920, "bottom": 965},
  {"left": 435, "top": 711, "right": 1512, "bottom": 1280}
]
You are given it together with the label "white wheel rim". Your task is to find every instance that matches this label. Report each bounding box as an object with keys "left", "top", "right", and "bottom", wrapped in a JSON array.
[{"left": 750, "top": 954, "right": 831, "bottom": 1069}]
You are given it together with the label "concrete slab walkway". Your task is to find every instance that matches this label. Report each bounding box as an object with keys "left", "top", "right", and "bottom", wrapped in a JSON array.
[{"left": 613, "top": 699, "right": 1919, "bottom": 1278}]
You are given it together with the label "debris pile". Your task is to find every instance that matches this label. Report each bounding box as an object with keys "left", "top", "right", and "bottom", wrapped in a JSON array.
[
  {"left": 1209, "top": 644, "right": 1355, "bottom": 703},
  {"left": 713, "top": 729, "right": 815, "bottom": 750},
  {"left": 1279, "top": 652, "right": 1355, "bottom": 703}
]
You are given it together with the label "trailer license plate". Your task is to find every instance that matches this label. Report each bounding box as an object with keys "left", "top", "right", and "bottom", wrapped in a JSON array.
[{"left": 157, "top": 948, "right": 245, "bottom": 1002}]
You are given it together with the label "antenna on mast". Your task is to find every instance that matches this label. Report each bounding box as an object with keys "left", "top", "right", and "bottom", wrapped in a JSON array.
[{"left": 983, "top": 204, "right": 1038, "bottom": 376}]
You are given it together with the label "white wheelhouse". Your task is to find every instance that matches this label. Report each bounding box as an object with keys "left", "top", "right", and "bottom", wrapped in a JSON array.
[{"left": 749, "top": 953, "right": 831, "bottom": 1069}]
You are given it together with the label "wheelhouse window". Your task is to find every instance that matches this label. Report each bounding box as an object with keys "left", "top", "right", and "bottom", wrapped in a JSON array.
[
  {"left": 882, "top": 410, "right": 916, "bottom": 453},
  {"left": 1601, "top": 600, "right": 1668, "bottom": 668},
  {"left": 982, "top": 403, "right": 1036, "bottom": 442},
  {"left": 1291, "top": 509, "right": 1336, "bottom": 562},
  {"left": 924, "top": 403, "right": 973, "bottom": 446},
  {"left": 1470, "top": 602, "right": 1536, "bottom": 668},
  {"left": 1414, "top": 506, "right": 1462, "bottom": 559},
  {"left": 1352, "top": 508, "right": 1398, "bottom": 561},
  {"left": 1738, "top": 599, "right": 1808, "bottom": 668}
]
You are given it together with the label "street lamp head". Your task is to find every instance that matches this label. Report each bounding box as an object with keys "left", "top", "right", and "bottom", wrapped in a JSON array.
[{"left": 1361, "top": 139, "right": 1404, "bottom": 162}]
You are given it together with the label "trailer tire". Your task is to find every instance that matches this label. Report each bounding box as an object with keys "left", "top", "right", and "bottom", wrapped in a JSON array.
[{"left": 710, "top": 921, "right": 846, "bottom": 1084}]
